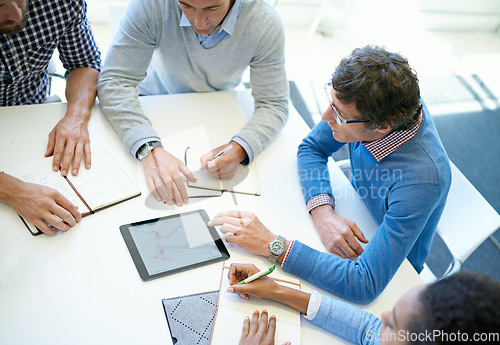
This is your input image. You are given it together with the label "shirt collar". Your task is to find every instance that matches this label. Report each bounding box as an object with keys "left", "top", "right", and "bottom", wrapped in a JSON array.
[
  {"left": 362, "top": 111, "right": 423, "bottom": 162},
  {"left": 179, "top": 0, "right": 243, "bottom": 36}
]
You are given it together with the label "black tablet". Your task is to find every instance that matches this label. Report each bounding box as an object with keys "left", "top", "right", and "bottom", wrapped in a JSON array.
[{"left": 120, "top": 209, "right": 230, "bottom": 281}]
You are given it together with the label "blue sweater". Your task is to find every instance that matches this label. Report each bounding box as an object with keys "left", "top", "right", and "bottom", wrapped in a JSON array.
[{"left": 285, "top": 102, "right": 451, "bottom": 304}]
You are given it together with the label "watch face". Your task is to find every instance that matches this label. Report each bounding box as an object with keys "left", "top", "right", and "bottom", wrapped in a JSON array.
[{"left": 270, "top": 240, "right": 285, "bottom": 255}]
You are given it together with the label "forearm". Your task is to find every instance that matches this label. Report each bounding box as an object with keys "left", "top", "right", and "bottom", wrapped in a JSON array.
[
  {"left": 65, "top": 67, "right": 99, "bottom": 122},
  {"left": 310, "top": 204, "right": 336, "bottom": 221},
  {"left": 282, "top": 241, "right": 383, "bottom": 304},
  {"left": 311, "top": 294, "right": 382, "bottom": 345},
  {"left": 297, "top": 122, "right": 343, "bottom": 203},
  {"left": 270, "top": 283, "right": 310, "bottom": 315},
  {"left": 0, "top": 172, "right": 24, "bottom": 206},
  {"left": 96, "top": 0, "right": 158, "bottom": 152},
  {"left": 240, "top": 17, "right": 289, "bottom": 160},
  {"left": 0, "top": 171, "right": 17, "bottom": 205},
  {"left": 236, "top": 88, "right": 289, "bottom": 161}
]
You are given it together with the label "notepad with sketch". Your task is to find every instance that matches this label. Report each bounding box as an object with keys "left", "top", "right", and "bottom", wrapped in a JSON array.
[
  {"left": 210, "top": 265, "right": 301, "bottom": 345},
  {"left": 163, "top": 126, "right": 260, "bottom": 196},
  {"left": 9, "top": 147, "right": 141, "bottom": 236}
]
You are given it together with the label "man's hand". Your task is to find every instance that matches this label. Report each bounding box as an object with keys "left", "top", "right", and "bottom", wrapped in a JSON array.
[
  {"left": 141, "top": 147, "right": 196, "bottom": 206},
  {"left": 239, "top": 310, "right": 289, "bottom": 345},
  {"left": 45, "top": 112, "right": 91, "bottom": 177},
  {"left": 310, "top": 205, "right": 368, "bottom": 259},
  {"left": 208, "top": 211, "right": 276, "bottom": 257},
  {"left": 200, "top": 141, "right": 247, "bottom": 179},
  {"left": 45, "top": 67, "right": 99, "bottom": 177},
  {"left": 1, "top": 176, "right": 81, "bottom": 235}
]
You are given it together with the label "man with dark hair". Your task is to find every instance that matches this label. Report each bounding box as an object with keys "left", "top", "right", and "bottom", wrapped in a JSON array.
[
  {"left": 0, "top": 0, "right": 101, "bottom": 234},
  {"left": 209, "top": 46, "right": 452, "bottom": 303},
  {"left": 98, "top": 0, "right": 288, "bottom": 207}
]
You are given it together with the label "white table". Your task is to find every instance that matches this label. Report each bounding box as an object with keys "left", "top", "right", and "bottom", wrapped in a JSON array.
[{"left": 0, "top": 90, "right": 422, "bottom": 345}]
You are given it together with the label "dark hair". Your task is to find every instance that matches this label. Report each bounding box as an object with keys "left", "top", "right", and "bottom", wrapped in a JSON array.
[
  {"left": 331, "top": 45, "right": 421, "bottom": 131},
  {"left": 408, "top": 271, "right": 500, "bottom": 344}
]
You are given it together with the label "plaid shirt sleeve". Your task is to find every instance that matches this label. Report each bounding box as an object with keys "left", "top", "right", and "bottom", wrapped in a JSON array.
[
  {"left": 306, "top": 193, "right": 335, "bottom": 213},
  {"left": 58, "top": 0, "right": 101, "bottom": 76}
]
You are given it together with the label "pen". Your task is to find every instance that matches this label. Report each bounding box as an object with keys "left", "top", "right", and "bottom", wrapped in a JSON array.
[
  {"left": 236, "top": 264, "right": 275, "bottom": 285},
  {"left": 211, "top": 144, "right": 233, "bottom": 161}
]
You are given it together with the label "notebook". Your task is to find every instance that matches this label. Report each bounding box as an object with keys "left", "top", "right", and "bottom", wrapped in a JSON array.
[
  {"left": 210, "top": 264, "right": 301, "bottom": 345},
  {"left": 162, "top": 126, "right": 260, "bottom": 196},
  {"left": 161, "top": 263, "right": 301, "bottom": 345},
  {"left": 9, "top": 146, "right": 141, "bottom": 235}
]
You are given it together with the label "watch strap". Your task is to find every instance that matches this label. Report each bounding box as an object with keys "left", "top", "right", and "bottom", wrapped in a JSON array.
[{"left": 136, "top": 141, "right": 162, "bottom": 160}]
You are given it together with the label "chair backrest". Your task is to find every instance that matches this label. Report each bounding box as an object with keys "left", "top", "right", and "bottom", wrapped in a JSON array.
[{"left": 435, "top": 161, "right": 500, "bottom": 262}]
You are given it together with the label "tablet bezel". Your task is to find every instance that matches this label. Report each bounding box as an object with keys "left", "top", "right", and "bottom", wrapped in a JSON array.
[{"left": 120, "top": 209, "right": 230, "bottom": 281}]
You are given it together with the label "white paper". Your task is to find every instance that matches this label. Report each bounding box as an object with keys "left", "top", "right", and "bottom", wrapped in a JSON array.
[
  {"left": 69, "top": 148, "right": 140, "bottom": 210},
  {"left": 9, "top": 158, "right": 88, "bottom": 212},
  {"left": 177, "top": 126, "right": 260, "bottom": 196},
  {"left": 210, "top": 266, "right": 301, "bottom": 345}
]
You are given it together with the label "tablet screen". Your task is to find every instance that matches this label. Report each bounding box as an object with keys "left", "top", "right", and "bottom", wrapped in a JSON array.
[{"left": 120, "top": 210, "right": 229, "bottom": 281}]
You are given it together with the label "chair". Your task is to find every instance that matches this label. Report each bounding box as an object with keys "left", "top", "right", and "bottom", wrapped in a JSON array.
[
  {"left": 420, "top": 162, "right": 500, "bottom": 282},
  {"left": 45, "top": 56, "right": 65, "bottom": 103},
  {"left": 336, "top": 159, "right": 500, "bottom": 282}
]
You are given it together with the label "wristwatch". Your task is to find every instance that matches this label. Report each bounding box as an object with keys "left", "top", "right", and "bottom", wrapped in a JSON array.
[
  {"left": 268, "top": 235, "right": 286, "bottom": 263},
  {"left": 136, "top": 141, "right": 163, "bottom": 161}
]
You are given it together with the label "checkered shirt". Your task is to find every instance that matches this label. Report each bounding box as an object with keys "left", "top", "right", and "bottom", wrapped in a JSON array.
[{"left": 0, "top": 0, "right": 101, "bottom": 106}]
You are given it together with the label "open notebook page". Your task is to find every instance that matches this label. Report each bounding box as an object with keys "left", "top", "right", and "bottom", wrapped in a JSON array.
[
  {"left": 68, "top": 148, "right": 140, "bottom": 211},
  {"left": 210, "top": 266, "right": 301, "bottom": 345},
  {"left": 8, "top": 158, "right": 88, "bottom": 213},
  {"left": 160, "top": 126, "right": 222, "bottom": 198},
  {"left": 180, "top": 126, "right": 260, "bottom": 196}
]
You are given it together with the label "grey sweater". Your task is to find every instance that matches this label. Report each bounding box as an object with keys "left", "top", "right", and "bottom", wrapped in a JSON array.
[{"left": 97, "top": 0, "right": 289, "bottom": 161}]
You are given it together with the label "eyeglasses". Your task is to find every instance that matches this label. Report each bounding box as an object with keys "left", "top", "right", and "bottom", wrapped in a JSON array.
[{"left": 324, "top": 83, "right": 371, "bottom": 126}]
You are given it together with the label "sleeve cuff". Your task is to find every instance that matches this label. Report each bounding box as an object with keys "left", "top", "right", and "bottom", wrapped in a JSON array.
[
  {"left": 280, "top": 240, "right": 295, "bottom": 268},
  {"left": 230, "top": 136, "right": 254, "bottom": 164},
  {"left": 306, "top": 194, "right": 335, "bottom": 213},
  {"left": 304, "top": 291, "right": 322, "bottom": 320}
]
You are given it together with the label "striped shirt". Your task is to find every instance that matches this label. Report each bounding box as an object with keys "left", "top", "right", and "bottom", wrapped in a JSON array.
[
  {"left": 0, "top": 0, "right": 101, "bottom": 106},
  {"left": 307, "top": 111, "right": 423, "bottom": 212}
]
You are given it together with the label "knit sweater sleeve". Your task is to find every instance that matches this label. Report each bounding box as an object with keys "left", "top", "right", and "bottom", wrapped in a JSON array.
[
  {"left": 283, "top": 179, "right": 444, "bottom": 304},
  {"left": 297, "top": 120, "right": 346, "bottom": 204},
  {"left": 311, "top": 294, "right": 382, "bottom": 345},
  {"left": 97, "top": 0, "right": 162, "bottom": 155},
  {"left": 236, "top": 3, "right": 289, "bottom": 161}
]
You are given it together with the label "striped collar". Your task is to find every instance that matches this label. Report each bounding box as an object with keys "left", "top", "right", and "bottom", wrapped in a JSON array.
[{"left": 362, "top": 111, "right": 423, "bottom": 162}]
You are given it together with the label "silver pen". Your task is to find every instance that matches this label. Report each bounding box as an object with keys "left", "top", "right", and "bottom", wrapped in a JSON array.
[{"left": 210, "top": 144, "right": 233, "bottom": 161}]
